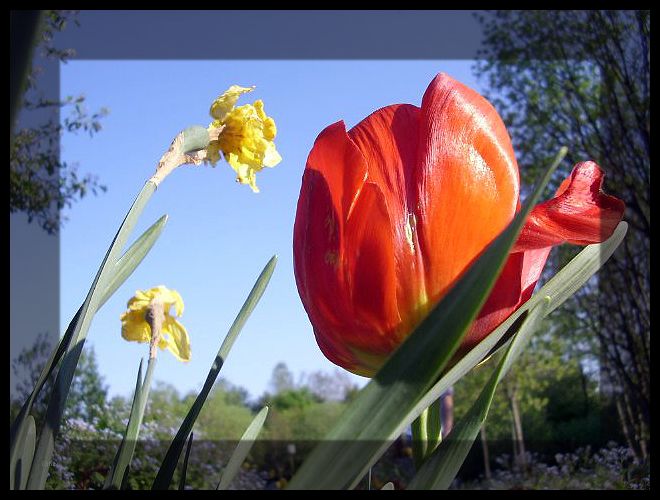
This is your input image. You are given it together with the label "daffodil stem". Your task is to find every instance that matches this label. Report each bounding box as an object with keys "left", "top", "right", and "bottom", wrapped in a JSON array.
[
  {"left": 106, "top": 357, "right": 157, "bottom": 489},
  {"left": 27, "top": 180, "right": 157, "bottom": 489},
  {"left": 149, "top": 132, "right": 187, "bottom": 186},
  {"left": 149, "top": 126, "right": 212, "bottom": 186}
]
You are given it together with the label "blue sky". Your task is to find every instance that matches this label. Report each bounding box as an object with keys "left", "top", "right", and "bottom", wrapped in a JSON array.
[{"left": 59, "top": 60, "right": 482, "bottom": 401}]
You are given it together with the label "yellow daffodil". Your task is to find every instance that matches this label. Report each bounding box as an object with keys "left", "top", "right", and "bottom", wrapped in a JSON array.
[
  {"left": 206, "top": 85, "right": 282, "bottom": 193},
  {"left": 120, "top": 285, "right": 191, "bottom": 362}
]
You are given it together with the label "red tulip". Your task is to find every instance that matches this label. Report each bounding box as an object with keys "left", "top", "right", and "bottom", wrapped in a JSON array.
[{"left": 293, "top": 73, "right": 625, "bottom": 377}]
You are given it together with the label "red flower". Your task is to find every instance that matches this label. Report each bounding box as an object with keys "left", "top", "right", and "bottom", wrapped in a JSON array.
[{"left": 293, "top": 73, "right": 625, "bottom": 377}]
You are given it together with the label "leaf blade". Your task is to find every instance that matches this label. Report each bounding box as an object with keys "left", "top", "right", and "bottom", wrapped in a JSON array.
[
  {"left": 179, "top": 433, "right": 194, "bottom": 491},
  {"left": 217, "top": 406, "right": 269, "bottom": 490},
  {"left": 151, "top": 255, "right": 277, "bottom": 490},
  {"left": 403, "top": 220, "right": 629, "bottom": 428},
  {"left": 407, "top": 297, "right": 550, "bottom": 489},
  {"left": 27, "top": 182, "right": 156, "bottom": 489}
]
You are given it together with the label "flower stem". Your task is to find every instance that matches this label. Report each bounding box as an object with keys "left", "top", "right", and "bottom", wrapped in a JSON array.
[
  {"left": 27, "top": 180, "right": 156, "bottom": 490},
  {"left": 411, "top": 409, "right": 428, "bottom": 470},
  {"left": 105, "top": 357, "right": 157, "bottom": 489},
  {"left": 411, "top": 398, "right": 443, "bottom": 470}
]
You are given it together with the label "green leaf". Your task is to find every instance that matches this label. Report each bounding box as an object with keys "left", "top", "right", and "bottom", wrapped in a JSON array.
[
  {"left": 11, "top": 415, "right": 36, "bottom": 490},
  {"left": 10, "top": 307, "right": 80, "bottom": 466},
  {"left": 179, "top": 433, "right": 194, "bottom": 491},
  {"left": 11, "top": 211, "right": 167, "bottom": 487},
  {"left": 344, "top": 219, "right": 627, "bottom": 489},
  {"left": 28, "top": 181, "right": 157, "bottom": 489},
  {"left": 288, "top": 149, "right": 566, "bottom": 490},
  {"left": 152, "top": 255, "right": 277, "bottom": 490},
  {"left": 104, "top": 358, "right": 157, "bottom": 489},
  {"left": 100, "top": 214, "right": 168, "bottom": 310},
  {"left": 12, "top": 213, "right": 167, "bottom": 441},
  {"left": 403, "top": 219, "right": 628, "bottom": 429},
  {"left": 407, "top": 297, "right": 550, "bottom": 489},
  {"left": 410, "top": 409, "right": 428, "bottom": 469},
  {"left": 427, "top": 398, "right": 442, "bottom": 456},
  {"left": 217, "top": 406, "right": 269, "bottom": 490}
]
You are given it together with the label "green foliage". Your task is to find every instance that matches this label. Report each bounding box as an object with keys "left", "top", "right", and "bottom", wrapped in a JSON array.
[
  {"left": 66, "top": 345, "right": 110, "bottom": 427},
  {"left": 10, "top": 335, "right": 121, "bottom": 490},
  {"left": 268, "top": 362, "right": 295, "bottom": 394},
  {"left": 474, "top": 10, "right": 650, "bottom": 461},
  {"left": 10, "top": 10, "right": 108, "bottom": 234},
  {"left": 269, "top": 388, "right": 322, "bottom": 412},
  {"left": 143, "top": 383, "right": 194, "bottom": 438},
  {"left": 196, "top": 383, "right": 255, "bottom": 441},
  {"left": 10, "top": 334, "right": 109, "bottom": 433}
]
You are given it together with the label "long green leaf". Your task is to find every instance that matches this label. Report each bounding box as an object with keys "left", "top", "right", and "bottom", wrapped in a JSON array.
[
  {"left": 288, "top": 149, "right": 566, "bottom": 490},
  {"left": 342, "top": 219, "right": 628, "bottom": 489},
  {"left": 179, "top": 433, "right": 194, "bottom": 491},
  {"left": 217, "top": 406, "right": 269, "bottom": 490},
  {"left": 402, "top": 220, "right": 629, "bottom": 429},
  {"left": 10, "top": 212, "right": 167, "bottom": 485},
  {"left": 12, "top": 415, "right": 36, "bottom": 490},
  {"left": 104, "top": 358, "right": 157, "bottom": 489},
  {"left": 27, "top": 181, "right": 156, "bottom": 489},
  {"left": 101, "top": 214, "right": 168, "bottom": 310},
  {"left": 152, "top": 255, "right": 277, "bottom": 490},
  {"left": 407, "top": 297, "right": 551, "bottom": 489}
]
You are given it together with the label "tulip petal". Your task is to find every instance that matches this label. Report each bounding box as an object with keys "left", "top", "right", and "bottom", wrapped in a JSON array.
[
  {"left": 294, "top": 169, "right": 356, "bottom": 370},
  {"left": 295, "top": 119, "right": 421, "bottom": 376},
  {"left": 303, "top": 120, "right": 369, "bottom": 223},
  {"left": 344, "top": 182, "right": 400, "bottom": 344},
  {"left": 294, "top": 121, "right": 373, "bottom": 371},
  {"left": 347, "top": 104, "right": 420, "bottom": 217},
  {"left": 414, "top": 73, "right": 520, "bottom": 304},
  {"left": 461, "top": 251, "right": 525, "bottom": 352},
  {"left": 464, "top": 162, "right": 624, "bottom": 355},
  {"left": 347, "top": 104, "right": 427, "bottom": 318},
  {"left": 513, "top": 161, "right": 626, "bottom": 251}
]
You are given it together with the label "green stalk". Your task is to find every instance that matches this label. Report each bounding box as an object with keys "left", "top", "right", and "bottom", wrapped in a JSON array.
[
  {"left": 411, "top": 397, "right": 442, "bottom": 470},
  {"left": 11, "top": 214, "right": 167, "bottom": 488},
  {"left": 410, "top": 410, "right": 428, "bottom": 469},
  {"left": 105, "top": 357, "right": 157, "bottom": 489},
  {"left": 26, "top": 181, "right": 156, "bottom": 489}
]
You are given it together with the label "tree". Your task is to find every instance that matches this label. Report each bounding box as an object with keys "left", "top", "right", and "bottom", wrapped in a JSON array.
[
  {"left": 298, "top": 369, "right": 358, "bottom": 402},
  {"left": 65, "top": 345, "right": 110, "bottom": 427},
  {"left": 10, "top": 333, "right": 109, "bottom": 431},
  {"left": 268, "top": 362, "right": 295, "bottom": 394},
  {"left": 195, "top": 379, "right": 254, "bottom": 440},
  {"left": 475, "top": 10, "right": 650, "bottom": 461},
  {"left": 10, "top": 10, "right": 108, "bottom": 234}
]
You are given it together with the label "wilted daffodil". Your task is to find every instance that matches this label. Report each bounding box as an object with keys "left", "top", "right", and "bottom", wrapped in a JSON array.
[
  {"left": 293, "top": 73, "right": 625, "bottom": 377},
  {"left": 205, "top": 85, "right": 282, "bottom": 192},
  {"left": 120, "top": 286, "right": 191, "bottom": 362},
  {"left": 148, "top": 84, "right": 281, "bottom": 191}
]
